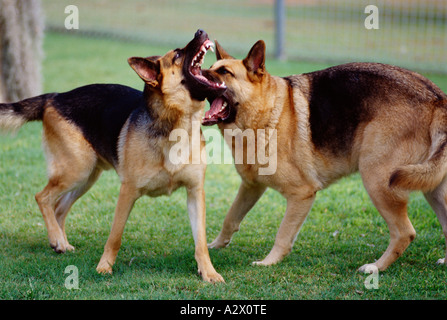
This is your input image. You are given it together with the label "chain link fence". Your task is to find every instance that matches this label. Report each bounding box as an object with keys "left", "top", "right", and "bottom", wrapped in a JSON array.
[{"left": 43, "top": 0, "right": 447, "bottom": 73}]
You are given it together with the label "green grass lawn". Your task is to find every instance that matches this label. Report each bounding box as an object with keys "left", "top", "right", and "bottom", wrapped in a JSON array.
[{"left": 0, "top": 32, "right": 447, "bottom": 300}]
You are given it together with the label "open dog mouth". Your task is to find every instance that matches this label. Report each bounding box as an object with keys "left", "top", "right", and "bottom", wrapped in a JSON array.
[
  {"left": 202, "top": 95, "right": 234, "bottom": 126},
  {"left": 189, "top": 40, "right": 226, "bottom": 90},
  {"left": 184, "top": 29, "right": 226, "bottom": 101}
]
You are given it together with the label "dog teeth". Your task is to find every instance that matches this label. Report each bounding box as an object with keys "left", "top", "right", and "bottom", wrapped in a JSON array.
[
  {"left": 219, "top": 101, "right": 228, "bottom": 112},
  {"left": 204, "top": 42, "right": 215, "bottom": 53},
  {"left": 192, "top": 48, "right": 207, "bottom": 67},
  {"left": 191, "top": 42, "right": 215, "bottom": 69}
]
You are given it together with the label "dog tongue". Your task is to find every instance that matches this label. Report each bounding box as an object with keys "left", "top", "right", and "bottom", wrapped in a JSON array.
[
  {"left": 202, "top": 97, "right": 225, "bottom": 125},
  {"left": 205, "top": 97, "right": 224, "bottom": 118}
]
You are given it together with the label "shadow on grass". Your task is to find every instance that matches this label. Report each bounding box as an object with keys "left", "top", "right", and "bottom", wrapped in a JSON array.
[{"left": 1, "top": 223, "right": 446, "bottom": 299}]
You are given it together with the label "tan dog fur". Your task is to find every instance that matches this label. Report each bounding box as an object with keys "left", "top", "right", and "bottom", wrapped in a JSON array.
[
  {"left": 0, "top": 32, "right": 224, "bottom": 283},
  {"left": 204, "top": 40, "right": 447, "bottom": 271}
]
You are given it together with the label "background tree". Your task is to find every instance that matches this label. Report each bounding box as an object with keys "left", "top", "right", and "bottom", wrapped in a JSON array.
[{"left": 0, "top": 0, "right": 44, "bottom": 102}]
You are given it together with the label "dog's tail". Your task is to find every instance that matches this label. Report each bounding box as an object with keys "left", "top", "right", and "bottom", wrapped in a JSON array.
[
  {"left": 0, "top": 93, "right": 55, "bottom": 133},
  {"left": 390, "top": 107, "right": 447, "bottom": 192}
]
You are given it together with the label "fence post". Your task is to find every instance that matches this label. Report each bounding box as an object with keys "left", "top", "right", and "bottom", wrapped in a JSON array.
[{"left": 275, "top": 0, "right": 286, "bottom": 61}]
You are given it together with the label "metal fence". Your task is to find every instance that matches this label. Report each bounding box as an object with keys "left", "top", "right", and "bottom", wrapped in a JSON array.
[{"left": 43, "top": 0, "right": 447, "bottom": 73}]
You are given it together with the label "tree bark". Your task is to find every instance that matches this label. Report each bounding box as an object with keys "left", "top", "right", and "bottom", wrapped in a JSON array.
[{"left": 0, "top": 0, "right": 44, "bottom": 102}]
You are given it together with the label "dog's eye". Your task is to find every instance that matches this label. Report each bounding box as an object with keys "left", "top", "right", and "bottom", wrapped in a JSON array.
[
  {"left": 217, "top": 67, "right": 231, "bottom": 76},
  {"left": 174, "top": 50, "right": 182, "bottom": 61}
]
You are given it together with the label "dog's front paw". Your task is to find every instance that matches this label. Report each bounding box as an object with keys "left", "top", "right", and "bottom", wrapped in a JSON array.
[
  {"left": 358, "top": 263, "right": 379, "bottom": 273},
  {"left": 49, "top": 239, "right": 69, "bottom": 254},
  {"left": 65, "top": 244, "right": 75, "bottom": 252},
  {"left": 252, "top": 247, "right": 287, "bottom": 266},
  {"left": 199, "top": 268, "right": 225, "bottom": 284},
  {"left": 436, "top": 258, "right": 446, "bottom": 265},
  {"left": 96, "top": 260, "right": 113, "bottom": 274},
  {"left": 252, "top": 259, "right": 277, "bottom": 266},
  {"left": 208, "top": 236, "right": 231, "bottom": 249}
]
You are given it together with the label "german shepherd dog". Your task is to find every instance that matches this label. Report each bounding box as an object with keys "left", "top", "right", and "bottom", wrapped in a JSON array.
[
  {"left": 202, "top": 40, "right": 447, "bottom": 272},
  {"left": 0, "top": 30, "right": 225, "bottom": 283}
]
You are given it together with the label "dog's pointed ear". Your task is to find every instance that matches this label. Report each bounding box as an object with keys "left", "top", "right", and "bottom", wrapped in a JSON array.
[
  {"left": 215, "top": 40, "right": 234, "bottom": 60},
  {"left": 243, "top": 40, "right": 266, "bottom": 76},
  {"left": 145, "top": 55, "right": 161, "bottom": 63},
  {"left": 128, "top": 57, "right": 160, "bottom": 87}
]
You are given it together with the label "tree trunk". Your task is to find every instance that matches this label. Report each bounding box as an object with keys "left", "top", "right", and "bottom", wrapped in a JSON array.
[{"left": 0, "top": 0, "right": 44, "bottom": 102}]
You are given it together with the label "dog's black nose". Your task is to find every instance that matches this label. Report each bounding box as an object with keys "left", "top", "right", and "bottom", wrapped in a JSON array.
[{"left": 195, "top": 29, "right": 205, "bottom": 37}]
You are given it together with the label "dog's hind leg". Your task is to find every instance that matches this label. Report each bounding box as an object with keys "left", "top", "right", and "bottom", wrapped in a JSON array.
[
  {"left": 36, "top": 107, "right": 99, "bottom": 253},
  {"left": 423, "top": 181, "right": 447, "bottom": 266},
  {"left": 36, "top": 171, "right": 96, "bottom": 253},
  {"left": 54, "top": 167, "right": 103, "bottom": 251},
  {"left": 359, "top": 170, "right": 415, "bottom": 272},
  {"left": 35, "top": 180, "right": 67, "bottom": 253}
]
